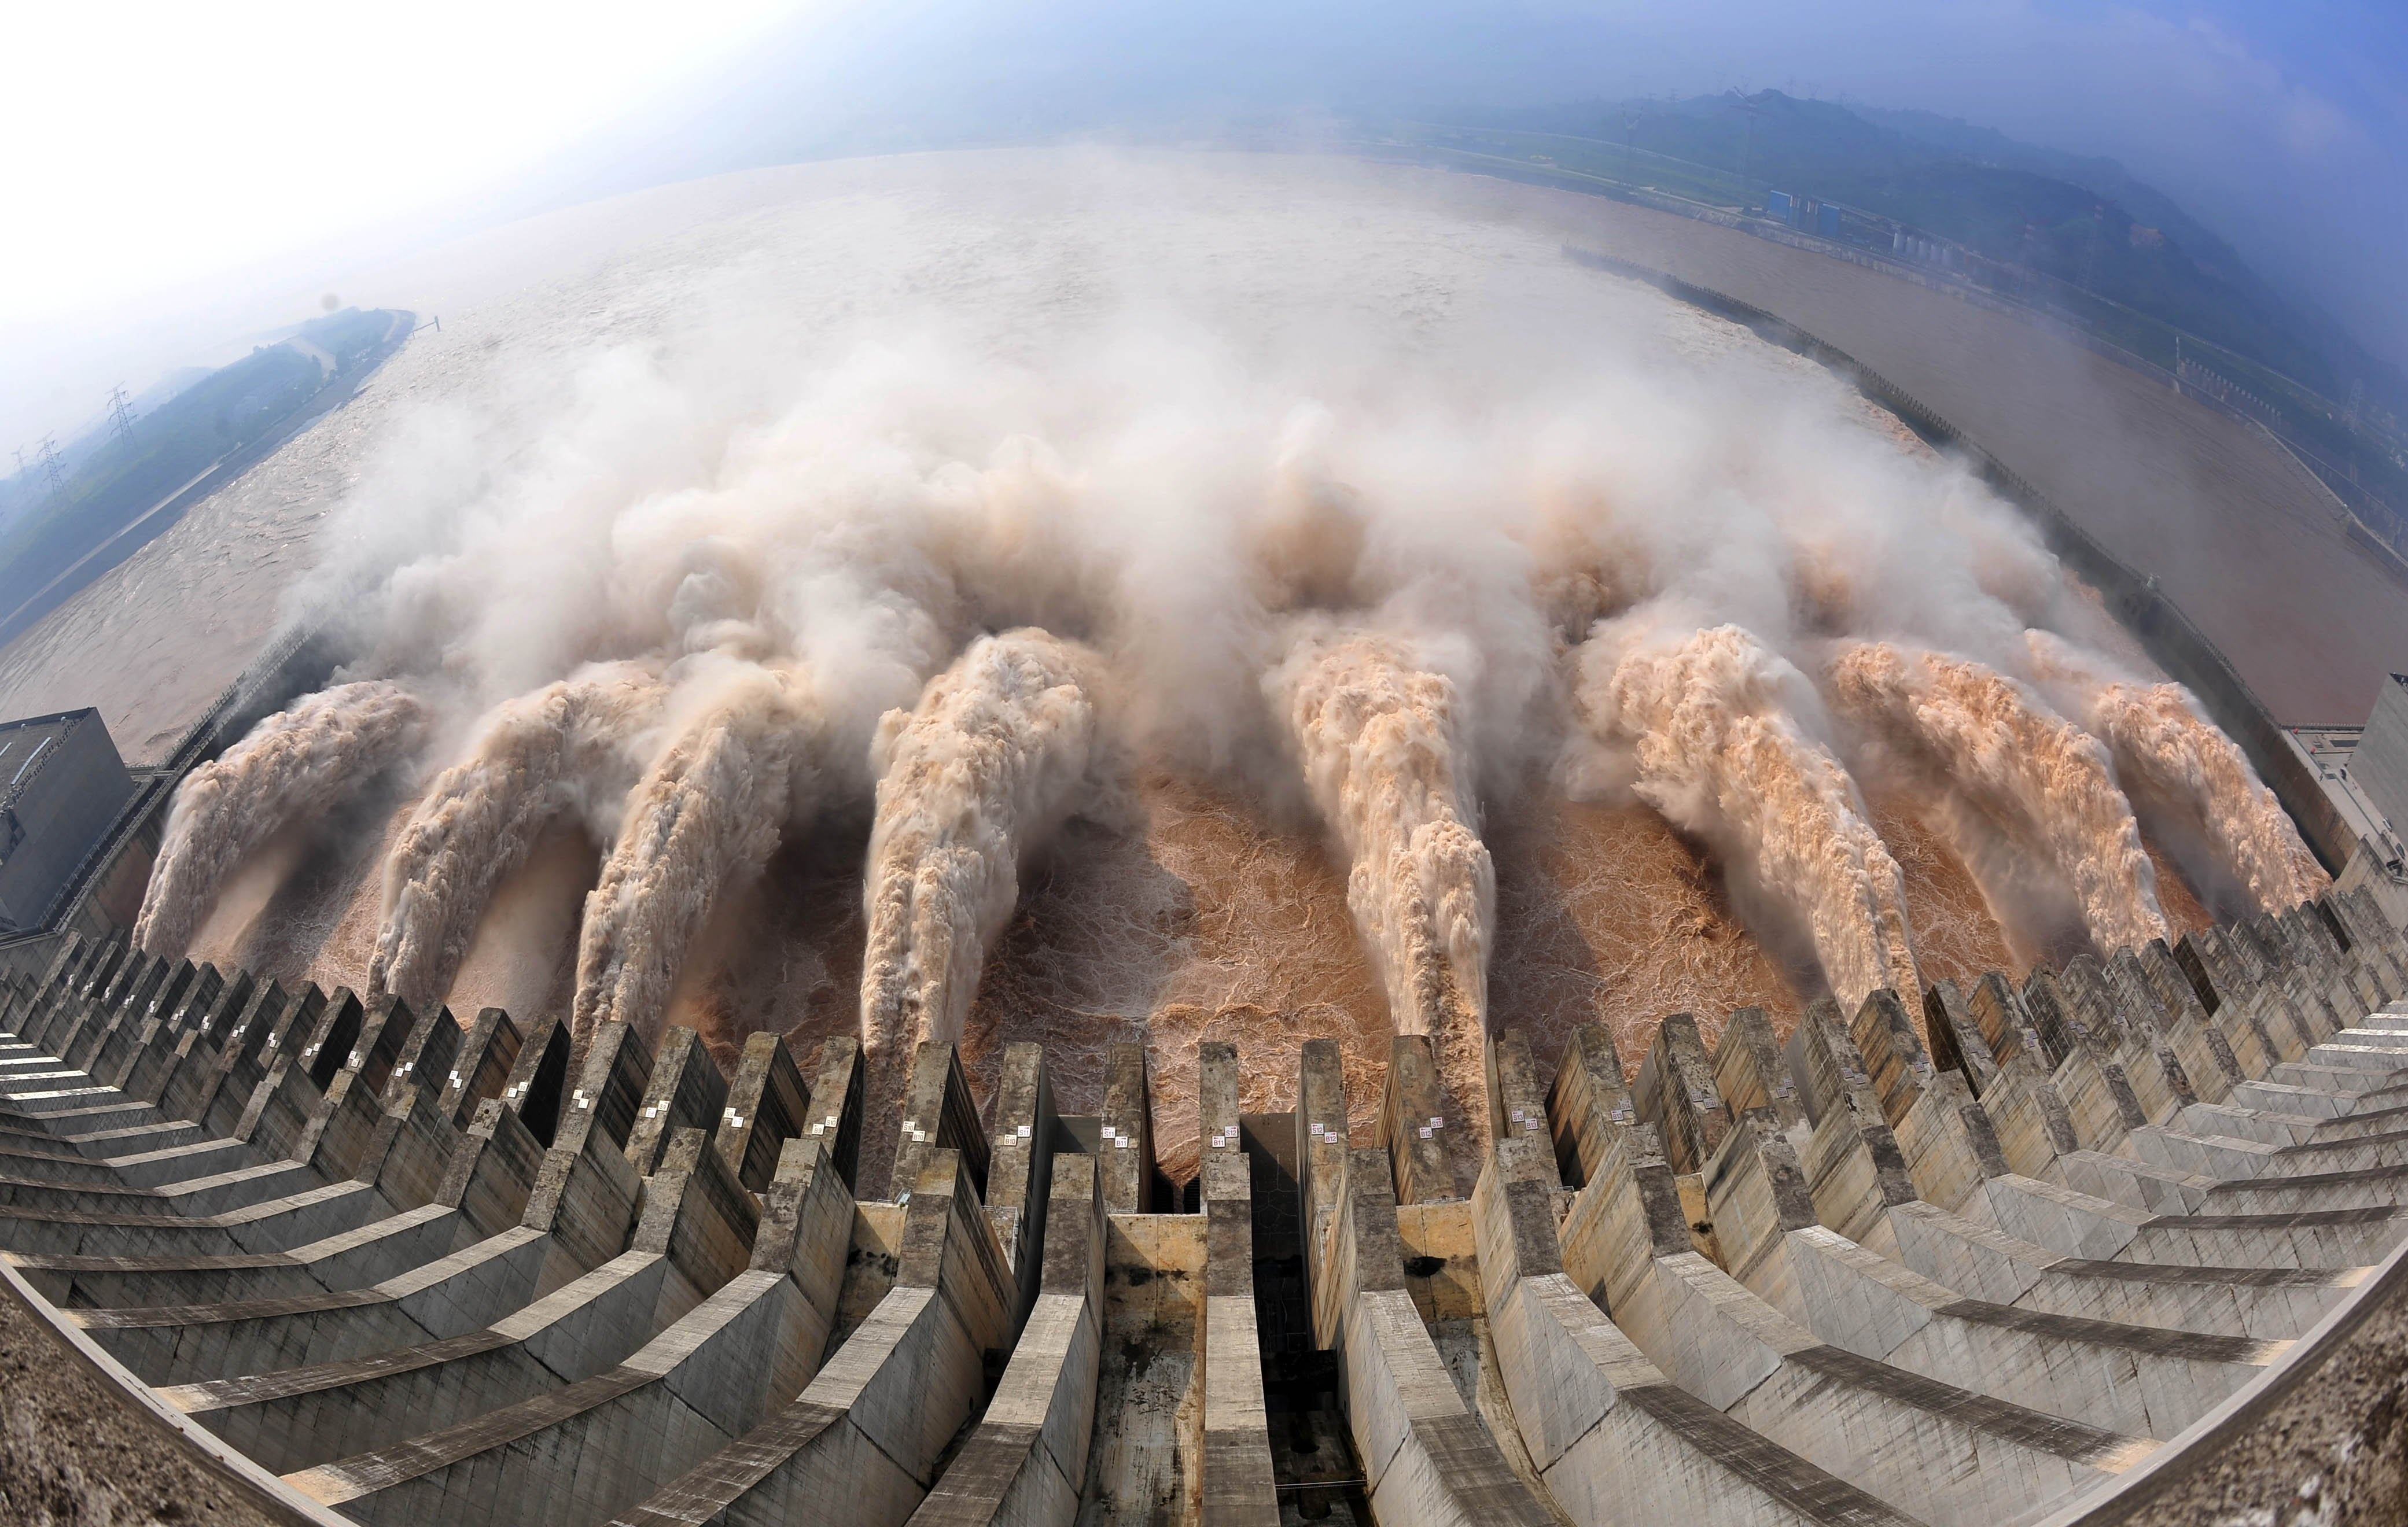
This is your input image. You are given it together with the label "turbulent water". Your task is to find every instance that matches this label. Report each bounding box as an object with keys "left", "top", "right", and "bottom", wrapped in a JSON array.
[
  {"left": 1577, "top": 622, "right": 1920, "bottom": 1013},
  {"left": 1487, "top": 791, "right": 1802, "bottom": 1074},
  {"left": 2025, "top": 630, "right": 2327, "bottom": 913},
  {"left": 1828, "top": 641, "right": 2170, "bottom": 954},
  {"left": 1270, "top": 627, "right": 1495, "bottom": 1127},
  {"left": 857, "top": 629, "right": 1104, "bottom": 1064},
  {"left": 135, "top": 681, "right": 424, "bottom": 961},
  {"left": 570, "top": 661, "right": 819, "bottom": 1039},
  {"left": 103, "top": 152, "right": 2297, "bottom": 1173},
  {"left": 1861, "top": 791, "right": 2018, "bottom": 987},
  {"left": 370, "top": 662, "right": 665, "bottom": 1010}
]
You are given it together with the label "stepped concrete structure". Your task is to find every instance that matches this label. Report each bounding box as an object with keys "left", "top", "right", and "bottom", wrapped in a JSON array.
[{"left": 6, "top": 891, "right": 2408, "bottom": 1524}]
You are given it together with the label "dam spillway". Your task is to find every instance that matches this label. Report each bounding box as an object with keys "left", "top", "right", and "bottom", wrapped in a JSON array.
[
  {"left": 3, "top": 148, "right": 2405, "bottom": 1527},
  {"left": 4, "top": 890, "right": 2408, "bottom": 1525}
]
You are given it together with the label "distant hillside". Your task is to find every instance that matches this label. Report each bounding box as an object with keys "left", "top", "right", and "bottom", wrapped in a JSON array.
[
  {"left": 1456, "top": 91, "right": 2405, "bottom": 429},
  {"left": 0, "top": 308, "right": 411, "bottom": 645},
  {"left": 1850, "top": 106, "right": 2234, "bottom": 261},
  {"left": 129, "top": 366, "right": 214, "bottom": 418}
]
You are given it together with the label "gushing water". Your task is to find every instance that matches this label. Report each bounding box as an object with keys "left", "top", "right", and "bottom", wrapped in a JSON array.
[
  {"left": 1577, "top": 622, "right": 1921, "bottom": 1011},
  {"left": 857, "top": 629, "right": 1104, "bottom": 1063},
  {"left": 368, "top": 663, "right": 666, "bottom": 1010},
  {"left": 571, "top": 661, "right": 818, "bottom": 1039},
  {"left": 2026, "top": 630, "right": 2327, "bottom": 912},
  {"left": 1827, "top": 641, "right": 2169, "bottom": 954},
  {"left": 135, "top": 681, "right": 424, "bottom": 960},
  {"left": 1269, "top": 627, "right": 1493, "bottom": 1075},
  {"left": 121, "top": 158, "right": 2332, "bottom": 1112}
]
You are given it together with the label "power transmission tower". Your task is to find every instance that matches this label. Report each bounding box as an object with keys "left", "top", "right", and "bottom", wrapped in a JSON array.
[
  {"left": 1727, "top": 89, "right": 1768, "bottom": 195},
  {"left": 36, "top": 435, "right": 65, "bottom": 496},
  {"left": 105, "top": 385, "right": 137, "bottom": 450}
]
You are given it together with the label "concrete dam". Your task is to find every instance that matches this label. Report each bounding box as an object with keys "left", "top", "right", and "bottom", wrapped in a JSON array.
[
  {"left": 6, "top": 152, "right": 2408, "bottom": 1527},
  {"left": 6, "top": 892, "right": 2408, "bottom": 1525}
]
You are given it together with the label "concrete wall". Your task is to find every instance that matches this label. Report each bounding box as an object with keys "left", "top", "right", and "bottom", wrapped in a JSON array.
[
  {"left": 2350, "top": 678, "right": 2408, "bottom": 857},
  {"left": 8, "top": 905, "right": 2408, "bottom": 1525}
]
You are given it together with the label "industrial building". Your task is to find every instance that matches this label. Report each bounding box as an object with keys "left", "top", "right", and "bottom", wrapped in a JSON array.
[
  {"left": 0, "top": 709, "right": 135, "bottom": 932},
  {"left": 2341, "top": 674, "right": 2408, "bottom": 853},
  {"left": 2281, "top": 678, "right": 2408, "bottom": 932}
]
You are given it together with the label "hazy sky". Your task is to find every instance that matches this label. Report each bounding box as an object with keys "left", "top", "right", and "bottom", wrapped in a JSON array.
[
  {"left": 1, "top": 2, "right": 793, "bottom": 330},
  {"left": 3, "top": 1, "right": 2400, "bottom": 445},
  {"left": 610, "top": 0, "right": 2399, "bottom": 368}
]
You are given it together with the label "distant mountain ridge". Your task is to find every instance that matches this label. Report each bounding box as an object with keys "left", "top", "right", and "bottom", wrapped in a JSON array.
[{"left": 1482, "top": 91, "right": 2406, "bottom": 425}]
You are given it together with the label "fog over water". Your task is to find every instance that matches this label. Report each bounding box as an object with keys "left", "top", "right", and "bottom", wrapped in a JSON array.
[{"left": 104, "top": 150, "right": 2293, "bottom": 1168}]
